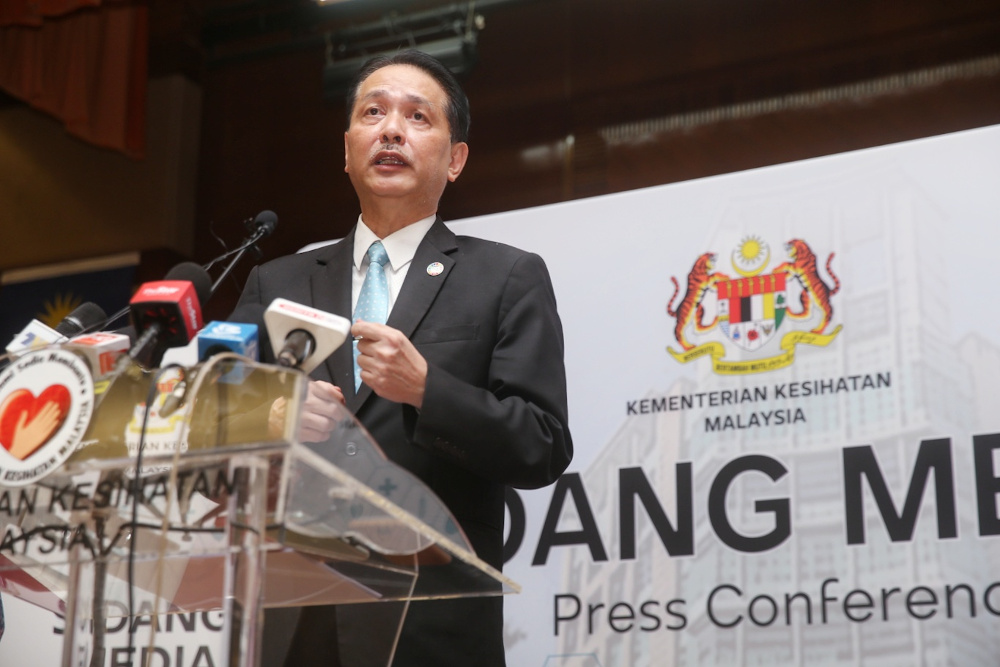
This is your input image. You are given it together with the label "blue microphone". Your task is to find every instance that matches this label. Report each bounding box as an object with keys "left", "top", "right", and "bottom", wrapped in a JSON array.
[
  {"left": 197, "top": 317, "right": 260, "bottom": 387},
  {"left": 197, "top": 320, "right": 260, "bottom": 364}
]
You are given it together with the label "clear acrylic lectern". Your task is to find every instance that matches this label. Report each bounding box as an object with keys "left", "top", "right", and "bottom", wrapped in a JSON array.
[{"left": 0, "top": 347, "right": 517, "bottom": 666}]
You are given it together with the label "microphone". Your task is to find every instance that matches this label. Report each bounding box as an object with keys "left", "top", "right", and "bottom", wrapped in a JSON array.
[
  {"left": 197, "top": 320, "right": 260, "bottom": 363},
  {"left": 56, "top": 302, "right": 108, "bottom": 337},
  {"left": 5, "top": 302, "right": 109, "bottom": 356},
  {"left": 127, "top": 262, "right": 212, "bottom": 368},
  {"left": 65, "top": 332, "right": 132, "bottom": 387},
  {"left": 263, "top": 298, "right": 351, "bottom": 374},
  {"left": 86, "top": 211, "right": 279, "bottom": 335},
  {"left": 197, "top": 312, "right": 261, "bottom": 384},
  {"left": 159, "top": 306, "right": 265, "bottom": 417},
  {"left": 5, "top": 320, "right": 62, "bottom": 356},
  {"left": 210, "top": 210, "right": 280, "bottom": 295},
  {"left": 250, "top": 209, "right": 278, "bottom": 241}
]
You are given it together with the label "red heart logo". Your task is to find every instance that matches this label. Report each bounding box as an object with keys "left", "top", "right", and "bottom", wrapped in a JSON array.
[{"left": 0, "top": 385, "right": 71, "bottom": 460}]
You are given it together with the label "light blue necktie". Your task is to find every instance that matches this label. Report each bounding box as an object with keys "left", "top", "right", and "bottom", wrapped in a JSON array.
[{"left": 353, "top": 240, "right": 389, "bottom": 390}]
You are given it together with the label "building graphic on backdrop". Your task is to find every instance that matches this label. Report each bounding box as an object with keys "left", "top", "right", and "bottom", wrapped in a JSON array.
[
  {"left": 555, "top": 377, "right": 693, "bottom": 666},
  {"left": 666, "top": 237, "right": 842, "bottom": 375},
  {"left": 559, "top": 166, "right": 1000, "bottom": 666}
]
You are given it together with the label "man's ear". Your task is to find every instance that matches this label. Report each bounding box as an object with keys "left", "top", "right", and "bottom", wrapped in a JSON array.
[
  {"left": 447, "top": 142, "right": 469, "bottom": 182},
  {"left": 344, "top": 131, "right": 351, "bottom": 173}
]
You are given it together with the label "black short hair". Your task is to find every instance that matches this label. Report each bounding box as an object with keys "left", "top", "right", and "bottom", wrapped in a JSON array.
[{"left": 346, "top": 49, "right": 470, "bottom": 144}]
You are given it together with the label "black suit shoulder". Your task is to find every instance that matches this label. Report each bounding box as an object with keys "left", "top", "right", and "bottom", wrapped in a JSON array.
[
  {"left": 450, "top": 233, "right": 536, "bottom": 261},
  {"left": 255, "top": 241, "right": 342, "bottom": 277},
  {"left": 446, "top": 234, "right": 555, "bottom": 297}
]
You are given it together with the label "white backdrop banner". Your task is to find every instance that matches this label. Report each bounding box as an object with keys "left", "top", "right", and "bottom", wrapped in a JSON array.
[
  {"left": 452, "top": 123, "right": 1000, "bottom": 667},
  {"left": 3, "top": 124, "right": 1000, "bottom": 666}
]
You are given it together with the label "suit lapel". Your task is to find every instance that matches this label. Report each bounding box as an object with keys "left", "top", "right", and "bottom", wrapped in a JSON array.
[
  {"left": 347, "top": 218, "right": 458, "bottom": 413},
  {"left": 385, "top": 218, "right": 457, "bottom": 339},
  {"left": 311, "top": 228, "right": 357, "bottom": 394}
]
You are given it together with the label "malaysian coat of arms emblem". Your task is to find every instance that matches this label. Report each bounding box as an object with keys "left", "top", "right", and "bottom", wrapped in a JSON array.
[{"left": 667, "top": 237, "right": 842, "bottom": 374}]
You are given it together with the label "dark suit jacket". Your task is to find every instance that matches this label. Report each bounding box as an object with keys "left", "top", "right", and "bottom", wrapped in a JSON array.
[{"left": 235, "top": 218, "right": 573, "bottom": 666}]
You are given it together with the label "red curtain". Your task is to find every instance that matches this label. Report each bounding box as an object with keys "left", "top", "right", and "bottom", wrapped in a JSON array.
[{"left": 0, "top": 0, "right": 148, "bottom": 158}]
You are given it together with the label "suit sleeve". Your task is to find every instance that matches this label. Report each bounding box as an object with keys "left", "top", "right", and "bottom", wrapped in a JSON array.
[
  {"left": 231, "top": 265, "right": 274, "bottom": 363},
  {"left": 406, "top": 252, "right": 572, "bottom": 489}
]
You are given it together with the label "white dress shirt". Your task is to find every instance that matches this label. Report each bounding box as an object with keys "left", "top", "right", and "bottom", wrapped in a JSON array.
[{"left": 351, "top": 215, "right": 436, "bottom": 318}]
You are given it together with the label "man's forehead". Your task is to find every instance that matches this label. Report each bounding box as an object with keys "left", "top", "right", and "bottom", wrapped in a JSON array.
[{"left": 357, "top": 64, "right": 446, "bottom": 103}]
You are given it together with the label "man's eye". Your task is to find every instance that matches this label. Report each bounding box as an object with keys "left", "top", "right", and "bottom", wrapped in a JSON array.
[
  {"left": 413, "top": 112, "right": 424, "bottom": 121},
  {"left": 366, "top": 107, "right": 380, "bottom": 116}
]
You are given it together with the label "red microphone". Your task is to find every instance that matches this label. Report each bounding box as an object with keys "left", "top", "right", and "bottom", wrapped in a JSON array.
[{"left": 127, "top": 263, "right": 212, "bottom": 368}]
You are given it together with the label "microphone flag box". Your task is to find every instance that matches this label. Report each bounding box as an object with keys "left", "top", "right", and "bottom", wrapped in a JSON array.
[
  {"left": 5, "top": 319, "right": 63, "bottom": 356},
  {"left": 129, "top": 280, "right": 204, "bottom": 348},
  {"left": 65, "top": 332, "right": 131, "bottom": 392},
  {"left": 263, "top": 298, "right": 350, "bottom": 374},
  {"left": 197, "top": 321, "right": 259, "bottom": 383}
]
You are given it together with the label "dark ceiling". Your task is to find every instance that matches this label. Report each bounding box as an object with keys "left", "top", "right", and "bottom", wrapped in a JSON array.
[
  {"left": 151, "top": 0, "right": 1000, "bottom": 97},
  {"left": 149, "top": 0, "right": 520, "bottom": 78}
]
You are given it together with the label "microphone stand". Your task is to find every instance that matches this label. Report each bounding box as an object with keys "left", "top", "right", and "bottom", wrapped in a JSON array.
[
  {"left": 89, "top": 512, "right": 110, "bottom": 667},
  {"left": 84, "top": 224, "right": 272, "bottom": 336},
  {"left": 210, "top": 226, "right": 269, "bottom": 296}
]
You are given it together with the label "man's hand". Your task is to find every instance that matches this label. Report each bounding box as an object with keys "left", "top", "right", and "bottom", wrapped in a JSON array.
[
  {"left": 270, "top": 380, "right": 345, "bottom": 443},
  {"left": 353, "top": 320, "right": 427, "bottom": 408}
]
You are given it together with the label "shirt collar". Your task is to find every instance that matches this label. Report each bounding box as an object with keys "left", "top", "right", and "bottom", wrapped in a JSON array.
[{"left": 353, "top": 215, "right": 436, "bottom": 271}]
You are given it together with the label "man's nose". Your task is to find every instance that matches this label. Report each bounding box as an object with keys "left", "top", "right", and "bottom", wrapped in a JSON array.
[{"left": 380, "top": 112, "right": 405, "bottom": 144}]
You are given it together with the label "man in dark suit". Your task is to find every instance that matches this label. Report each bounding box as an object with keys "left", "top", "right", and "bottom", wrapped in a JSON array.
[{"left": 234, "top": 49, "right": 572, "bottom": 666}]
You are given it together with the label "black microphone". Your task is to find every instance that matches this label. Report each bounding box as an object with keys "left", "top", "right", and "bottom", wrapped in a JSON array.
[
  {"left": 5, "top": 301, "right": 109, "bottom": 358},
  {"left": 127, "top": 262, "right": 213, "bottom": 368},
  {"left": 56, "top": 302, "right": 108, "bottom": 337},
  {"left": 210, "top": 210, "right": 280, "bottom": 295},
  {"left": 251, "top": 209, "right": 278, "bottom": 240},
  {"left": 277, "top": 330, "right": 316, "bottom": 368}
]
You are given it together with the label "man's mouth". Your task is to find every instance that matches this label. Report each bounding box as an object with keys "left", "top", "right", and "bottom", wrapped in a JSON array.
[{"left": 374, "top": 152, "right": 407, "bottom": 166}]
